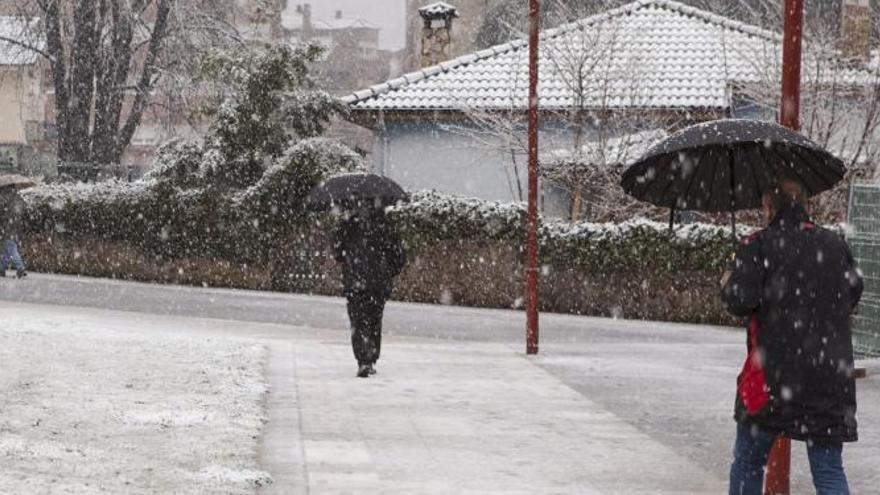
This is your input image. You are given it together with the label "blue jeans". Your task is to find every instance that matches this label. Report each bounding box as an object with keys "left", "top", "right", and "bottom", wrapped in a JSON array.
[
  {"left": 0, "top": 239, "right": 25, "bottom": 272},
  {"left": 729, "top": 423, "right": 849, "bottom": 495}
]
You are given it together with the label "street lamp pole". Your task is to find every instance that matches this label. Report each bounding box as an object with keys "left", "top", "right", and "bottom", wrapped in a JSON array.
[
  {"left": 766, "top": 0, "right": 804, "bottom": 493},
  {"left": 526, "top": 0, "right": 541, "bottom": 355}
]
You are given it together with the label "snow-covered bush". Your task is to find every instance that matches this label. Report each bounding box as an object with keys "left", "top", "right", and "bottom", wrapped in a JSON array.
[
  {"left": 238, "top": 138, "right": 364, "bottom": 220},
  {"left": 23, "top": 184, "right": 742, "bottom": 323},
  {"left": 390, "top": 190, "right": 740, "bottom": 273},
  {"left": 389, "top": 190, "right": 526, "bottom": 242},
  {"left": 144, "top": 139, "right": 205, "bottom": 188}
]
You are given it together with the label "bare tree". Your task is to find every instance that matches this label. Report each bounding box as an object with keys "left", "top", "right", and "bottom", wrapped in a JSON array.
[
  {"left": 727, "top": 0, "right": 880, "bottom": 221},
  {"left": 449, "top": 1, "right": 685, "bottom": 219},
  {"left": 0, "top": 0, "right": 275, "bottom": 166}
]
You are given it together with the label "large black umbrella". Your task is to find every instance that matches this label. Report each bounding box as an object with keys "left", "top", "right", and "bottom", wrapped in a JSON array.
[
  {"left": 307, "top": 173, "right": 406, "bottom": 211},
  {"left": 621, "top": 119, "right": 846, "bottom": 235}
]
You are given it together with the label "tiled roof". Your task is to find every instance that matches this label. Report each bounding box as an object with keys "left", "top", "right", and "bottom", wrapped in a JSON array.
[
  {"left": 0, "top": 17, "right": 42, "bottom": 65},
  {"left": 344, "top": 0, "right": 873, "bottom": 112}
]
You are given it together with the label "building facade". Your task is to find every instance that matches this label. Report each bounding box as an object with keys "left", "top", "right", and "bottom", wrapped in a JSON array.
[{"left": 344, "top": 0, "right": 877, "bottom": 217}]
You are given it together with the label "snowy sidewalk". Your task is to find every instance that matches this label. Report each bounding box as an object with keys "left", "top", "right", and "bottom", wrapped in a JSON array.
[
  {"left": 0, "top": 300, "right": 724, "bottom": 494},
  {"left": 2, "top": 275, "right": 879, "bottom": 493},
  {"left": 285, "top": 338, "right": 724, "bottom": 494}
]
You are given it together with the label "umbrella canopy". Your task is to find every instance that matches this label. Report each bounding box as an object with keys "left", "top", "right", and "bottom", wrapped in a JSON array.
[
  {"left": 621, "top": 119, "right": 846, "bottom": 213},
  {"left": 307, "top": 173, "right": 406, "bottom": 211},
  {"left": 0, "top": 174, "right": 36, "bottom": 190}
]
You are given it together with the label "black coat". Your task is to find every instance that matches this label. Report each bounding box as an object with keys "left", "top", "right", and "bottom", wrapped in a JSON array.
[
  {"left": 722, "top": 204, "right": 863, "bottom": 442},
  {"left": 334, "top": 212, "right": 406, "bottom": 297}
]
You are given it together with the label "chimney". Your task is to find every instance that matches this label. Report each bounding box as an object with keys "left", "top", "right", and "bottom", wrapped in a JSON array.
[
  {"left": 418, "top": 2, "right": 459, "bottom": 67},
  {"left": 299, "top": 3, "right": 313, "bottom": 40},
  {"left": 840, "top": 0, "right": 871, "bottom": 64}
]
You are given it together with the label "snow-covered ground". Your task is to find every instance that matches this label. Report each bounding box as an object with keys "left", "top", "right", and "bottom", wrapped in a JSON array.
[
  {"left": 2, "top": 275, "right": 879, "bottom": 493},
  {"left": 0, "top": 308, "right": 271, "bottom": 494}
]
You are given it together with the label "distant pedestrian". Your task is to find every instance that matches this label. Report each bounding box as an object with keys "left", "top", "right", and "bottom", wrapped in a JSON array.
[
  {"left": 0, "top": 186, "right": 27, "bottom": 278},
  {"left": 334, "top": 205, "right": 406, "bottom": 378},
  {"left": 722, "top": 178, "right": 863, "bottom": 495}
]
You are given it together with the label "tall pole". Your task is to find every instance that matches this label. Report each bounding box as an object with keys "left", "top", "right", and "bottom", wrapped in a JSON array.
[
  {"left": 526, "top": 0, "right": 540, "bottom": 355},
  {"left": 779, "top": 0, "right": 804, "bottom": 131},
  {"left": 765, "top": 1, "right": 803, "bottom": 493}
]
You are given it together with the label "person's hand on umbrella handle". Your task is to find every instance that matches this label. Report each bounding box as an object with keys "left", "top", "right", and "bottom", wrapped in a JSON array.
[{"left": 720, "top": 270, "right": 732, "bottom": 288}]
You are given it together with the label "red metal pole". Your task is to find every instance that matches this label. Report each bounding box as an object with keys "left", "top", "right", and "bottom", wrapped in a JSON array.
[
  {"left": 765, "top": 1, "right": 803, "bottom": 493},
  {"left": 526, "top": 0, "right": 540, "bottom": 355},
  {"left": 779, "top": 0, "right": 804, "bottom": 131}
]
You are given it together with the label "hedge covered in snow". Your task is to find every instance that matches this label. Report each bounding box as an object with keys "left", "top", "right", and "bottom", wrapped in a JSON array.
[
  {"left": 23, "top": 183, "right": 741, "bottom": 276},
  {"left": 389, "top": 190, "right": 741, "bottom": 273},
  {"left": 20, "top": 181, "right": 747, "bottom": 324}
]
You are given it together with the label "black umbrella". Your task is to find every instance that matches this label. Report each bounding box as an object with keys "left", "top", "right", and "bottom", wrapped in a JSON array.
[
  {"left": 307, "top": 173, "right": 407, "bottom": 211},
  {"left": 621, "top": 119, "right": 846, "bottom": 236}
]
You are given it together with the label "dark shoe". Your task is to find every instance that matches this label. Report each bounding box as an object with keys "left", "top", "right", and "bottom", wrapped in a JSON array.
[
  {"left": 368, "top": 364, "right": 377, "bottom": 375},
  {"left": 357, "top": 364, "right": 370, "bottom": 378},
  {"left": 16, "top": 270, "right": 26, "bottom": 279}
]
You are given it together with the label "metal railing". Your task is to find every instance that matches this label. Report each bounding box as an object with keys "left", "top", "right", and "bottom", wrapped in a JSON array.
[{"left": 848, "top": 183, "right": 880, "bottom": 356}]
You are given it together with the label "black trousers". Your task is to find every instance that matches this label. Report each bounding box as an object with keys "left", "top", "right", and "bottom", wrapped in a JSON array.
[{"left": 347, "top": 291, "right": 386, "bottom": 365}]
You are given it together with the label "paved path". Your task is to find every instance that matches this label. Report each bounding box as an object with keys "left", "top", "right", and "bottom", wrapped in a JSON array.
[{"left": 2, "top": 274, "right": 879, "bottom": 493}]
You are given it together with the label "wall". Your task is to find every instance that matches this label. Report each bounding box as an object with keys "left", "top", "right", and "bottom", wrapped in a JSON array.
[
  {"left": 0, "top": 65, "right": 41, "bottom": 144},
  {"left": 378, "top": 117, "right": 587, "bottom": 216}
]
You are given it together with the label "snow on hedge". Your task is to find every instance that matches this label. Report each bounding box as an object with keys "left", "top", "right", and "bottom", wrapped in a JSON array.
[
  {"left": 22, "top": 179, "right": 154, "bottom": 210},
  {"left": 392, "top": 189, "right": 752, "bottom": 243}
]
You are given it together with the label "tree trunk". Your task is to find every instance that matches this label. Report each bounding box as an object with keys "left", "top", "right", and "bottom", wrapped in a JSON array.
[
  {"left": 44, "top": 0, "right": 71, "bottom": 161},
  {"left": 570, "top": 189, "right": 583, "bottom": 223},
  {"left": 66, "top": 0, "right": 99, "bottom": 163},
  {"left": 114, "top": 0, "right": 172, "bottom": 163}
]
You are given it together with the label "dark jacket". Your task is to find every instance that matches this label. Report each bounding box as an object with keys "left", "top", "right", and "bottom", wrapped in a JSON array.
[
  {"left": 722, "top": 204, "right": 863, "bottom": 442},
  {"left": 0, "top": 189, "right": 25, "bottom": 241},
  {"left": 334, "top": 211, "right": 406, "bottom": 297}
]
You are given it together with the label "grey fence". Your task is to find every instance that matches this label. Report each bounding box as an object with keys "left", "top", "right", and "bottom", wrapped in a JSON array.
[{"left": 848, "top": 183, "right": 880, "bottom": 356}]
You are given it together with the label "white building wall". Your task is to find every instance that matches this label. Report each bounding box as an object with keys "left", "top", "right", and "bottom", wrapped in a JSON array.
[{"left": 377, "top": 120, "right": 580, "bottom": 218}]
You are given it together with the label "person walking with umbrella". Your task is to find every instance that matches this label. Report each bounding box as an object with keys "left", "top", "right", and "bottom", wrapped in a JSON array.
[
  {"left": 722, "top": 176, "right": 862, "bottom": 494},
  {"left": 0, "top": 175, "right": 33, "bottom": 278},
  {"left": 308, "top": 174, "right": 407, "bottom": 378},
  {"left": 622, "top": 119, "right": 860, "bottom": 493}
]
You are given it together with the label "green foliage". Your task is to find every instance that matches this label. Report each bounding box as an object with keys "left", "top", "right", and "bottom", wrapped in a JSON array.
[{"left": 197, "top": 43, "right": 346, "bottom": 187}]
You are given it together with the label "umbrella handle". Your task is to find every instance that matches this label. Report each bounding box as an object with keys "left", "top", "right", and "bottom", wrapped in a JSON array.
[{"left": 729, "top": 149, "right": 737, "bottom": 245}]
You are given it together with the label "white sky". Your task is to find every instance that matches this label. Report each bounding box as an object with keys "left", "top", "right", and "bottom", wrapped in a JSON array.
[{"left": 283, "top": 0, "right": 408, "bottom": 50}]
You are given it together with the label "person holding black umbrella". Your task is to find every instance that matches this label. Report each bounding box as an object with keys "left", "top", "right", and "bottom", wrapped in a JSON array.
[
  {"left": 334, "top": 202, "right": 406, "bottom": 378},
  {"left": 308, "top": 173, "right": 409, "bottom": 378},
  {"left": 722, "top": 177, "right": 863, "bottom": 494}
]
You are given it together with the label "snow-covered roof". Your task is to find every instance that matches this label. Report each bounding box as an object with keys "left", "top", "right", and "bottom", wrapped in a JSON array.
[
  {"left": 312, "top": 18, "right": 377, "bottom": 31},
  {"left": 543, "top": 129, "right": 668, "bottom": 167},
  {"left": 344, "top": 0, "right": 874, "bottom": 113},
  {"left": 0, "top": 16, "right": 42, "bottom": 66},
  {"left": 418, "top": 2, "right": 459, "bottom": 19},
  {"left": 282, "top": 12, "right": 377, "bottom": 32}
]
